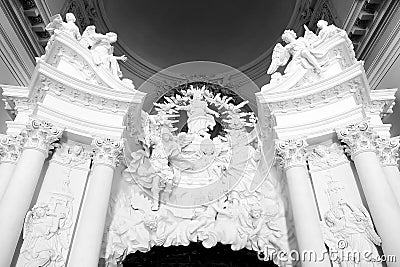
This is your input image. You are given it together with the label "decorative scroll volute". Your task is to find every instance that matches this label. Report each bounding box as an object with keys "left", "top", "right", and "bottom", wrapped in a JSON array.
[
  {"left": 21, "top": 119, "right": 63, "bottom": 155},
  {"left": 336, "top": 121, "right": 379, "bottom": 158},
  {"left": 0, "top": 135, "right": 24, "bottom": 164},
  {"left": 275, "top": 138, "right": 308, "bottom": 170},
  {"left": 375, "top": 137, "right": 400, "bottom": 167},
  {"left": 91, "top": 137, "right": 123, "bottom": 169}
]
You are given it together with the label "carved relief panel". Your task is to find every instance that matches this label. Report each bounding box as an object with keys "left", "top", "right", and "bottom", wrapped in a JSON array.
[{"left": 17, "top": 142, "right": 92, "bottom": 267}]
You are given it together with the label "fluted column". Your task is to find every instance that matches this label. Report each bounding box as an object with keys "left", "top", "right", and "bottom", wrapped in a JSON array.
[
  {"left": 68, "top": 138, "right": 123, "bottom": 267},
  {"left": 337, "top": 122, "right": 400, "bottom": 265},
  {"left": 276, "top": 139, "right": 330, "bottom": 267},
  {"left": 376, "top": 136, "right": 400, "bottom": 206},
  {"left": 0, "top": 119, "right": 62, "bottom": 267},
  {"left": 0, "top": 135, "right": 23, "bottom": 201}
]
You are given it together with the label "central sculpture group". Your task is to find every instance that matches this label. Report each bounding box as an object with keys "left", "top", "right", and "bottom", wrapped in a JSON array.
[{"left": 101, "top": 85, "right": 288, "bottom": 266}]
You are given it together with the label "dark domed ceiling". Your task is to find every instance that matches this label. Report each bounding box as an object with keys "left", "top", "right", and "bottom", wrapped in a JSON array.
[{"left": 102, "top": 0, "right": 295, "bottom": 69}]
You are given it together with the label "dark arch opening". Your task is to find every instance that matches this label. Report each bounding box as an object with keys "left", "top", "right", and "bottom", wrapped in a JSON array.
[{"left": 123, "top": 242, "right": 278, "bottom": 266}]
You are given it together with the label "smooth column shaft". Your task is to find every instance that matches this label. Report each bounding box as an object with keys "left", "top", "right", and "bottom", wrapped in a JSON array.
[
  {"left": 0, "top": 149, "right": 46, "bottom": 267},
  {"left": 286, "top": 166, "right": 330, "bottom": 267},
  {"left": 383, "top": 165, "right": 400, "bottom": 205},
  {"left": 0, "top": 162, "right": 16, "bottom": 201},
  {"left": 353, "top": 152, "right": 400, "bottom": 266},
  {"left": 68, "top": 164, "right": 114, "bottom": 267}
]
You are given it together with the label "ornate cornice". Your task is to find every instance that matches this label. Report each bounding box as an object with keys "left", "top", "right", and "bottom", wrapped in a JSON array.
[
  {"left": 20, "top": 119, "right": 63, "bottom": 155},
  {"left": 336, "top": 121, "right": 379, "bottom": 159},
  {"left": 0, "top": 134, "right": 24, "bottom": 164},
  {"left": 375, "top": 136, "right": 400, "bottom": 167},
  {"left": 91, "top": 137, "right": 123, "bottom": 169},
  {"left": 258, "top": 63, "right": 367, "bottom": 117},
  {"left": 275, "top": 138, "right": 308, "bottom": 170},
  {"left": 30, "top": 72, "right": 132, "bottom": 114},
  {"left": 367, "top": 88, "right": 397, "bottom": 118}
]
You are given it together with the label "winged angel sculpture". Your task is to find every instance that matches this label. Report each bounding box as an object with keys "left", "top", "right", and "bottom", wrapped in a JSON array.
[
  {"left": 45, "top": 13, "right": 129, "bottom": 82},
  {"left": 267, "top": 28, "right": 325, "bottom": 77}
]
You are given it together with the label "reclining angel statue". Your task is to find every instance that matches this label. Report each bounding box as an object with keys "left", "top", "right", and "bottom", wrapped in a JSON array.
[
  {"left": 80, "top": 26, "right": 127, "bottom": 79},
  {"left": 267, "top": 29, "right": 325, "bottom": 77}
]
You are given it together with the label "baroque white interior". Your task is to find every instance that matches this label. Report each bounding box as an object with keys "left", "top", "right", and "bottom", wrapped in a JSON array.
[{"left": 0, "top": 2, "right": 400, "bottom": 267}]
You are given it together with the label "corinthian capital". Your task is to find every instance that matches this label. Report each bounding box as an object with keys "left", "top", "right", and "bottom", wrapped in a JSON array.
[
  {"left": 375, "top": 137, "right": 400, "bottom": 167},
  {"left": 21, "top": 119, "right": 63, "bottom": 154},
  {"left": 275, "top": 138, "right": 308, "bottom": 170},
  {"left": 0, "top": 134, "right": 24, "bottom": 164},
  {"left": 336, "top": 121, "right": 378, "bottom": 158},
  {"left": 92, "top": 137, "right": 123, "bottom": 169}
]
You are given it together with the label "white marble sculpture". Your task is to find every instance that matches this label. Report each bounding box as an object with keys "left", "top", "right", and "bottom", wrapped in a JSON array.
[
  {"left": 81, "top": 28, "right": 127, "bottom": 79},
  {"left": 45, "top": 13, "right": 129, "bottom": 81},
  {"left": 45, "top": 13, "right": 81, "bottom": 41},
  {"left": 267, "top": 29, "right": 324, "bottom": 76},
  {"left": 321, "top": 180, "right": 382, "bottom": 267},
  {"left": 263, "top": 20, "right": 356, "bottom": 91},
  {"left": 20, "top": 193, "right": 73, "bottom": 267},
  {"left": 175, "top": 86, "right": 220, "bottom": 136},
  {"left": 104, "top": 86, "right": 290, "bottom": 266}
]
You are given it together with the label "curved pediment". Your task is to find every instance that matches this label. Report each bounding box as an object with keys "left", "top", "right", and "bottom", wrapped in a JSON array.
[{"left": 40, "top": 30, "right": 136, "bottom": 94}]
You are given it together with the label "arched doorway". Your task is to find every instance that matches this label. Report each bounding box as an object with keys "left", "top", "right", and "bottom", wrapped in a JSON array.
[{"left": 123, "top": 243, "right": 278, "bottom": 266}]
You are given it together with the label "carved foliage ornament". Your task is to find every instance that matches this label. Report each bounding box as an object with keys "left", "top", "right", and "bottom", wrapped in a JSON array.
[
  {"left": 336, "top": 121, "right": 379, "bottom": 158},
  {"left": 0, "top": 135, "right": 24, "bottom": 164},
  {"left": 275, "top": 139, "right": 308, "bottom": 170},
  {"left": 308, "top": 143, "right": 348, "bottom": 171},
  {"left": 375, "top": 137, "right": 400, "bottom": 167},
  {"left": 92, "top": 137, "right": 123, "bottom": 169},
  {"left": 21, "top": 119, "right": 63, "bottom": 155}
]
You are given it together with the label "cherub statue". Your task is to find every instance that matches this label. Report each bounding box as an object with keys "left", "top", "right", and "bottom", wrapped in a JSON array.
[
  {"left": 189, "top": 197, "right": 230, "bottom": 237},
  {"left": 45, "top": 13, "right": 81, "bottom": 41},
  {"left": 142, "top": 208, "right": 181, "bottom": 247},
  {"left": 267, "top": 29, "right": 323, "bottom": 75},
  {"left": 80, "top": 26, "right": 127, "bottom": 79},
  {"left": 211, "top": 197, "right": 250, "bottom": 251},
  {"left": 248, "top": 202, "right": 283, "bottom": 263}
]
